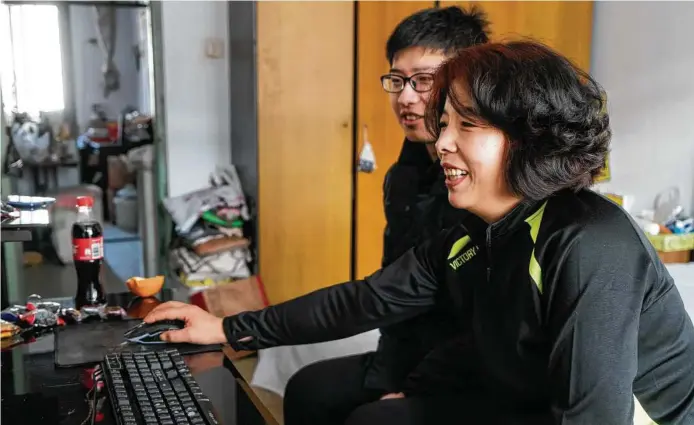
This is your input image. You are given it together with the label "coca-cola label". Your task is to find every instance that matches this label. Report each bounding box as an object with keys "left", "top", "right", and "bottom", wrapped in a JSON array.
[{"left": 73, "top": 237, "right": 104, "bottom": 261}]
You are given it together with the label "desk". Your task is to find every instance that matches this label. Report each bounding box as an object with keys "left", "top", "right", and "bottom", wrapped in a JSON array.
[
  {"left": 1, "top": 206, "right": 51, "bottom": 243},
  {"left": 24, "top": 158, "right": 79, "bottom": 195},
  {"left": 0, "top": 292, "right": 245, "bottom": 425}
]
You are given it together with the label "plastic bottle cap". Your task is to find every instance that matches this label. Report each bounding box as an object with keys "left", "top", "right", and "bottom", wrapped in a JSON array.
[{"left": 76, "top": 196, "right": 94, "bottom": 208}]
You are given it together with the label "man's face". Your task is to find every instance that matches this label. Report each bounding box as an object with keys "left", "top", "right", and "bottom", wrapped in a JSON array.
[{"left": 387, "top": 47, "right": 447, "bottom": 143}]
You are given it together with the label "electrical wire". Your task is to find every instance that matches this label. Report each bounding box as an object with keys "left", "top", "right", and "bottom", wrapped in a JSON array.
[
  {"left": 89, "top": 379, "right": 98, "bottom": 425},
  {"left": 80, "top": 367, "right": 101, "bottom": 425}
]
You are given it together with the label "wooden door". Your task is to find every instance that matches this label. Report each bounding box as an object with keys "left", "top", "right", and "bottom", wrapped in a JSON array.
[
  {"left": 257, "top": 2, "right": 355, "bottom": 304},
  {"left": 354, "top": 1, "right": 435, "bottom": 279},
  {"left": 446, "top": 1, "right": 594, "bottom": 71}
]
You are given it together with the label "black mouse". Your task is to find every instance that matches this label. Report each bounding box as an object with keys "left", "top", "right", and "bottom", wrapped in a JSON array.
[{"left": 123, "top": 319, "right": 186, "bottom": 344}]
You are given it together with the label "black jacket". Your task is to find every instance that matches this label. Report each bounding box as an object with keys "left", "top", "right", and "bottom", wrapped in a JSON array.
[
  {"left": 224, "top": 189, "right": 694, "bottom": 424},
  {"left": 369, "top": 139, "right": 470, "bottom": 392}
]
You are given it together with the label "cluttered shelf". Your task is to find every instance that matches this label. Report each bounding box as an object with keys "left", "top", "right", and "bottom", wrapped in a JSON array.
[{"left": 602, "top": 188, "right": 693, "bottom": 266}]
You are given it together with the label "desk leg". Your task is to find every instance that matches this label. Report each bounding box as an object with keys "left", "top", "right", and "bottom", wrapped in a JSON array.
[
  {"left": 51, "top": 167, "right": 59, "bottom": 191},
  {"left": 236, "top": 381, "right": 266, "bottom": 425},
  {"left": 1, "top": 242, "right": 23, "bottom": 307},
  {"left": 2, "top": 253, "right": 8, "bottom": 310}
]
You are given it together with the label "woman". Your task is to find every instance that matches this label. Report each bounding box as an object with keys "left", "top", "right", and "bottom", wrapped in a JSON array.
[{"left": 145, "top": 41, "right": 694, "bottom": 424}]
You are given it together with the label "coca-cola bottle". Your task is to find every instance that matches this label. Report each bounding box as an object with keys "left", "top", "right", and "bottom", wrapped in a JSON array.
[{"left": 72, "top": 196, "right": 106, "bottom": 310}]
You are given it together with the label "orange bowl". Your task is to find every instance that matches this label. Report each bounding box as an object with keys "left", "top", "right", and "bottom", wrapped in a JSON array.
[{"left": 126, "top": 275, "right": 165, "bottom": 298}]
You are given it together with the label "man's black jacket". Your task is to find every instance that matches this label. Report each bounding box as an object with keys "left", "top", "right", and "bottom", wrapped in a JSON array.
[{"left": 366, "top": 139, "right": 470, "bottom": 392}]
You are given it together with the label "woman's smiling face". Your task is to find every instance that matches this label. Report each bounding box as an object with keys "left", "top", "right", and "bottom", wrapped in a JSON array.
[{"left": 435, "top": 94, "right": 521, "bottom": 223}]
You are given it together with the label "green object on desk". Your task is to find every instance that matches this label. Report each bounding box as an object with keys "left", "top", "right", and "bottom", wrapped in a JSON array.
[{"left": 647, "top": 233, "right": 694, "bottom": 252}]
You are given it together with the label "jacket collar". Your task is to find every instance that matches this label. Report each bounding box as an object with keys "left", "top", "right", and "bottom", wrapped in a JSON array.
[
  {"left": 462, "top": 198, "right": 543, "bottom": 240},
  {"left": 396, "top": 139, "right": 435, "bottom": 168}
]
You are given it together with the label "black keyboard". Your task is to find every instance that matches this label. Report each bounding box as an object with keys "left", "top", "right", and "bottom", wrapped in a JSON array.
[{"left": 103, "top": 349, "right": 220, "bottom": 425}]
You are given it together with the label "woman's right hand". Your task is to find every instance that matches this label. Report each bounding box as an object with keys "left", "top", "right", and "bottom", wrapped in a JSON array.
[{"left": 143, "top": 301, "right": 227, "bottom": 345}]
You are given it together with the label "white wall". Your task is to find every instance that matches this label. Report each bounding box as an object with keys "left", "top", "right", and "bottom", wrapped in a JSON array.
[
  {"left": 159, "top": 1, "right": 231, "bottom": 197},
  {"left": 69, "top": 5, "right": 141, "bottom": 131},
  {"left": 592, "top": 2, "right": 694, "bottom": 216}
]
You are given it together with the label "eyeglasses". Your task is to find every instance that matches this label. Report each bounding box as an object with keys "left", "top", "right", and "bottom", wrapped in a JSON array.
[{"left": 381, "top": 72, "right": 435, "bottom": 93}]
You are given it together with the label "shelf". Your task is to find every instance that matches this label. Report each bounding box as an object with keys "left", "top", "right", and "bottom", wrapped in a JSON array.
[{"left": 1, "top": 229, "right": 33, "bottom": 243}]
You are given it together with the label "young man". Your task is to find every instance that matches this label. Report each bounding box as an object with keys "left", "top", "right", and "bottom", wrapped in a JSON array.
[
  {"left": 282, "top": 6, "right": 491, "bottom": 423},
  {"left": 365, "top": 2, "right": 490, "bottom": 400}
]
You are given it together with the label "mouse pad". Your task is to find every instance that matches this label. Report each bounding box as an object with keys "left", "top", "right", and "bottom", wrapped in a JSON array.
[{"left": 54, "top": 319, "right": 222, "bottom": 368}]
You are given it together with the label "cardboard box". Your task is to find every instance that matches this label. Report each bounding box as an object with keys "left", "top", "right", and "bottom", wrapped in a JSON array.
[{"left": 190, "top": 276, "right": 269, "bottom": 318}]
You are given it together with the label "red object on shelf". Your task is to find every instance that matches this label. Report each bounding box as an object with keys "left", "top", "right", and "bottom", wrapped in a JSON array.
[
  {"left": 76, "top": 196, "right": 94, "bottom": 208},
  {"left": 89, "top": 121, "right": 120, "bottom": 145}
]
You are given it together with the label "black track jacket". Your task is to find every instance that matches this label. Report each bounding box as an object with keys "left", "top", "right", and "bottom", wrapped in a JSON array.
[
  {"left": 224, "top": 189, "right": 694, "bottom": 424},
  {"left": 372, "top": 139, "right": 470, "bottom": 392}
]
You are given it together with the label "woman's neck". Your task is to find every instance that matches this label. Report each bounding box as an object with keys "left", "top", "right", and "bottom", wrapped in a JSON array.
[{"left": 473, "top": 196, "right": 524, "bottom": 224}]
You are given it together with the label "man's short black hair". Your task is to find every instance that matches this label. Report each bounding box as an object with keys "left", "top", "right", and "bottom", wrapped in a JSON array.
[
  {"left": 425, "top": 40, "right": 611, "bottom": 200},
  {"left": 386, "top": 6, "right": 491, "bottom": 64}
]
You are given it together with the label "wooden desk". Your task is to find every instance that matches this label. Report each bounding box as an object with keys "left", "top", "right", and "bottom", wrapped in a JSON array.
[{"left": 223, "top": 346, "right": 284, "bottom": 425}]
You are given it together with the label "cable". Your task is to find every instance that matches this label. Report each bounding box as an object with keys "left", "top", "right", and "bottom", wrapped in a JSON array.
[
  {"left": 79, "top": 387, "right": 94, "bottom": 425},
  {"left": 89, "top": 385, "right": 98, "bottom": 425},
  {"left": 80, "top": 367, "right": 102, "bottom": 425}
]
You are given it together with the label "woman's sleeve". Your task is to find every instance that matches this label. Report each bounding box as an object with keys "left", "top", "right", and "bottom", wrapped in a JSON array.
[
  {"left": 541, "top": 233, "right": 648, "bottom": 425},
  {"left": 222, "top": 233, "right": 447, "bottom": 351}
]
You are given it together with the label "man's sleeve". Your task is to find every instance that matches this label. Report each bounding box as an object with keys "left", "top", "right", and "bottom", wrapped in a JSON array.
[
  {"left": 222, "top": 234, "right": 445, "bottom": 351},
  {"left": 541, "top": 233, "right": 647, "bottom": 425}
]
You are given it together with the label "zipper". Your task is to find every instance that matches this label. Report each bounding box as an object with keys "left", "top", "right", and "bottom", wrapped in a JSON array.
[{"left": 486, "top": 226, "right": 492, "bottom": 282}]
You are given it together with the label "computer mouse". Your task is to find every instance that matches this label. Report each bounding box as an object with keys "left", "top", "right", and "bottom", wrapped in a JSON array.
[{"left": 123, "top": 319, "right": 186, "bottom": 344}]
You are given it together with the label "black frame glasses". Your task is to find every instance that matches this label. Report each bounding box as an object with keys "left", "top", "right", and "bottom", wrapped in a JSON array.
[{"left": 380, "top": 72, "right": 435, "bottom": 93}]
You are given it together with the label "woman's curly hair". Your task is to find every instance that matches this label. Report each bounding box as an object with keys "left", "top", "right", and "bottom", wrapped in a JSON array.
[{"left": 425, "top": 39, "right": 612, "bottom": 200}]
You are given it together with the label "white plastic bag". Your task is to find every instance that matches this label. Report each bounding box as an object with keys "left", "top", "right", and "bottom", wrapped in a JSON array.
[{"left": 357, "top": 125, "right": 377, "bottom": 173}]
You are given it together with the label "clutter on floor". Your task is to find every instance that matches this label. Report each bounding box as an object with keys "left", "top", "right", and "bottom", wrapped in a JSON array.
[{"left": 164, "top": 165, "right": 256, "bottom": 297}]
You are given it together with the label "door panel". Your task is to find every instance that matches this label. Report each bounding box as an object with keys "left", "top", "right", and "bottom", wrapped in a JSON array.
[
  {"left": 355, "top": 1, "right": 435, "bottom": 279},
  {"left": 355, "top": 1, "right": 593, "bottom": 280},
  {"left": 257, "top": 2, "right": 355, "bottom": 303},
  {"left": 447, "top": 1, "right": 594, "bottom": 71}
]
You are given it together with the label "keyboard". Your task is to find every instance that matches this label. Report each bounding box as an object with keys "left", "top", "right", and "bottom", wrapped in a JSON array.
[{"left": 103, "top": 348, "right": 220, "bottom": 425}]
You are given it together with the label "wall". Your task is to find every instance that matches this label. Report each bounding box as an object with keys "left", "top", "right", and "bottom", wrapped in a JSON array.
[
  {"left": 158, "top": 1, "right": 231, "bottom": 197},
  {"left": 591, "top": 2, "right": 694, "bottom": 216},
  {"left": 69, "top": 5, "right": 142, "bottom": 131}
]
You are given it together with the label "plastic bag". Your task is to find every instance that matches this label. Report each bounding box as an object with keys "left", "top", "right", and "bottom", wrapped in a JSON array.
[
  {"left": 357, "top": 126, "right": 377, "bottom": 173},
  {"left": 163, "top": 165, "right": 250, "bottom": 233}
]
